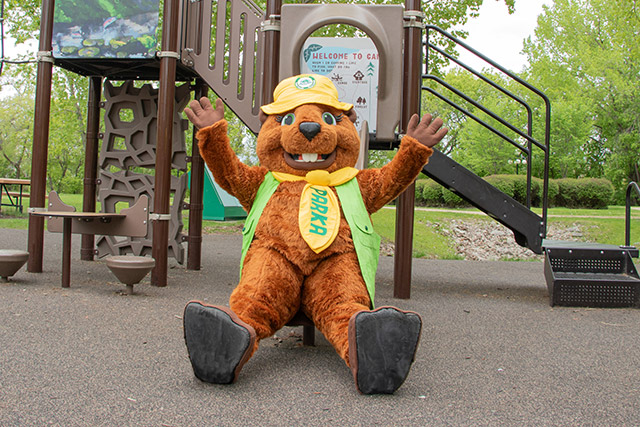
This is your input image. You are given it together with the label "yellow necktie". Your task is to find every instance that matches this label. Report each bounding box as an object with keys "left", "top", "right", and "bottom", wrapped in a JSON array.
[{"left": 272, "top": 168, "right": 359, "bottom": 253}]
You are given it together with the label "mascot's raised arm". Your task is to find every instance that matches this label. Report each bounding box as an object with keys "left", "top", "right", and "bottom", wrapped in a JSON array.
[{"left": 183, "top": 74, "right": 447, "bottom": 394}]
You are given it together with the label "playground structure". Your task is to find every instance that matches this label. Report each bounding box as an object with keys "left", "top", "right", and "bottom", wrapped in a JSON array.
[
  {"left": 31, "top": 191, "right": 150, "bottom": 289},
  {"left": 198, "top": 168, "right": 247, "bottom": 221},
  {"left": 20, "top": 0, "right": 639, "bottom": 306}
]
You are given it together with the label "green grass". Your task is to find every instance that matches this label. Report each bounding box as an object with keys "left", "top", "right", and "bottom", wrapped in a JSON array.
[
  {"left": 533, "top": 205, "right": 639, "bottom": 218},
  {"left": 3, "top": 193, "right": 639, "bottom": 260}
]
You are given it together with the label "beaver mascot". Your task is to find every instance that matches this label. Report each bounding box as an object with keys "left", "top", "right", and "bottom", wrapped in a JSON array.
[{"left": 183, "top": 74, "right": 447, "bottom": 394}]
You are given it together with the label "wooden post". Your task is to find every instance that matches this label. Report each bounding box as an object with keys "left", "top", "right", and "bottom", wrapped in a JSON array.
[
  {"left": 261, "top": 0, "right": 282, "bottom": 104},
  {"left": 81, "top": 76, "right": 103, "bottom": 261},
  {"left": 187, "top": 80, "right": 208, "bottom": 270},
  {"left": 393, "top": 0, "right": 423, "bottom": 299},
  {"left": 151, "top": 0, "right": 180, "bottom": 287},
  {"left": 27, "top": 0, "right": 55, "bottom": 273}
]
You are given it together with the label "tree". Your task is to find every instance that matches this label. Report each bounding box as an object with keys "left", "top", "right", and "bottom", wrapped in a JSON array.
[
  {"left": 523, "top": 0, "right": 640, "bottom": 200},
  {"left": 423, "top": 68, "right": 538, "bottom": 177},
  {"left": 0, "top": 95, "right": 33, "bottom": 179}
]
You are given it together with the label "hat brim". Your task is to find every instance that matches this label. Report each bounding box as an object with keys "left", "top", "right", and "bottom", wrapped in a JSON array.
[{"left": 261, "top": 95, "right": 353, "bottom": 115}]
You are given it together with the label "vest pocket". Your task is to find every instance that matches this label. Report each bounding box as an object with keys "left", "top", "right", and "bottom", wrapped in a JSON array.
[
  {"left": 242, "top": 217, "right": 255, "bottom": 236},
  {"left": 353, "top": 218, "right": 382, "bottom": 249}
]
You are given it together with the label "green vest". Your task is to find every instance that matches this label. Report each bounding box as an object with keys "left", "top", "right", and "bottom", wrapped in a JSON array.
[{"left": 240, "top": 172, "right": 381, "bottom": 306}]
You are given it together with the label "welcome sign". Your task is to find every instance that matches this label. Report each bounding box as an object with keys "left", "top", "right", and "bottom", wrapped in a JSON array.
[{"left": 300, "top": 37, "right": 379, "bottom": 133}]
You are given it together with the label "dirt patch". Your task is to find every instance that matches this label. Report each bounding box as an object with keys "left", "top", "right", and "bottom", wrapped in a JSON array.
[{"left": 382, "top": 219, "right": 585, "bottom": 261}]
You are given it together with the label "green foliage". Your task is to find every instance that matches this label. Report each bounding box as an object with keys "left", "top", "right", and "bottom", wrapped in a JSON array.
[
  {"left": 414, "top": 179, "right": 428, "bottom": 205},
  {"left": 441, "top": 188, "right": 469, "bottom": 207},
  {"left": 0, "top": 96, "right": 33, "bottom": 179},
  {"left": 421, "top": 179, "right": 444, "bottom": 206},
  {"left": 555, "top": 177, "right": 613, "bottom": 209},
  {"left": 523, "top": 0, "right": 640, "bottom": 199},
  {"left": 546, "top": 179, "right": 559, "bottom": 207},
  {"left": 484, "top": 174, "right": 545, "bottom": 206}
]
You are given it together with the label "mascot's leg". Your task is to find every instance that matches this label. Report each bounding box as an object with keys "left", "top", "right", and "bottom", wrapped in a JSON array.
[
  {"left": 229, "top": 246, "right": 303, "bottom": 339},
  {"left": 303, "top": 251, "right": 422, "bottom": 394},
  {"left": 183, "top": 246, "right": 302, "bottom": 384},
  {"left": 301, "top": 252, "right": 370, "bottom": 363}
]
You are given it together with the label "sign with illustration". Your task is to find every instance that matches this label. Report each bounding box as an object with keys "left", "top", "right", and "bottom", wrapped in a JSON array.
[
  {"left": 52, "top": 0, "right": 160, "bottom": 59},
  {"left": 300, "top": 37, "right": 379, "bottom": 133}
]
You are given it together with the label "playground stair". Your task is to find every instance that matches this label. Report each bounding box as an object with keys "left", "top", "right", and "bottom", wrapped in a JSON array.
[
  {"left": 423, "top": 149, "right": 545, "bottom": 253},
  {"left": 543, "top": 241, "right": 640, "bottom": 308}
]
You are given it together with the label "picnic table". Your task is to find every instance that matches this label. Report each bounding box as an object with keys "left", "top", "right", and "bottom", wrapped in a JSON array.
[{"left": 0, "top": 178, "right": 30, "bottom": 212}]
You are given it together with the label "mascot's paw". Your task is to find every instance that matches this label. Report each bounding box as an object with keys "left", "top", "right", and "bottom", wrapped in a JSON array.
[
  {"left": 348, "top": 306, "right": 422, "bottom": 394},
  {"left": 183, "top": 302, "right": 256, "bottom": 384}
]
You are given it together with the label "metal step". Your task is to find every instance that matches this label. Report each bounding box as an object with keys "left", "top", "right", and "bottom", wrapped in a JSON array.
[
  {"left": 423, "top": 149, "right": 545, "bottom": 253},
  {"left": 543, "top": 244, "right": 640, "bottom": 308}
]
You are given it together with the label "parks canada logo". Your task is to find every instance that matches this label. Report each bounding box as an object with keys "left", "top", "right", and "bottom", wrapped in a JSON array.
[{"left": 295, "top": 76, "right": 316, "bottom": 90}]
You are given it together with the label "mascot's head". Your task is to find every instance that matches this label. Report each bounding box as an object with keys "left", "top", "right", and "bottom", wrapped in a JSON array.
[{"left": 257, "top": 74, "right": 360, "bottom": 175}]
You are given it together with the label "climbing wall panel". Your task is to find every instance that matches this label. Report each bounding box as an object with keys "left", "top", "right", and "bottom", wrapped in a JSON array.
[{"left": 96, "top": 80, "right": 190, "bottom": 263}]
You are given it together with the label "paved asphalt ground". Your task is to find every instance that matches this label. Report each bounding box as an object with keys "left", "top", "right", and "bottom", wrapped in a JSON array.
[{"left": 1, "top": 227, "right": 639, "bottom": 426}]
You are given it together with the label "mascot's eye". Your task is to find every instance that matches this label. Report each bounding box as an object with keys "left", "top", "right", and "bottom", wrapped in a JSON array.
[
  {"left": 281, "top": 113, "right": 295, "bottom": 126},
  {"left": 322, "top": 112, "right": 337, "bottom": 125}
]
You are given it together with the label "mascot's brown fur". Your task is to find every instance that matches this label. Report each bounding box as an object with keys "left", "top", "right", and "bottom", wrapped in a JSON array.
[{"left": 183, "top": 74, "right": 447, "bottom": 394}]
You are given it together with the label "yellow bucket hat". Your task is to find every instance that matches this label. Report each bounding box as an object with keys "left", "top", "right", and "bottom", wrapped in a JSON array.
[{"left": 260, "top": 74, "right": 353, "bottom": 115}]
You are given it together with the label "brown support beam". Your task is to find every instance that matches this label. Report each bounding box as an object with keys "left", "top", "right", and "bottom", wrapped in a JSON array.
[
  {"left": 151, "top": 0, "right": 180, "bottom": 287},
  {"left": 81, "top": 76, "right": 103, "bottom": 261},
  {"left": 261, "top": 0, "right": 282, "bottom": 104},
  {"left": 187, "top": 80, "right": 209, "bottom": 270},
  {"left": 394, "top": 0, "right": 423, "bottom": 299},
  {"left": 27, "top": 0, "right": 55, "bottom": 273}
]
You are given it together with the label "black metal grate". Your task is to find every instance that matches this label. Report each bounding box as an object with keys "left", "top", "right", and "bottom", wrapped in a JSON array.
[
  {"left": 550, "top": 257, "right": 623, "bottom": 274},
  {"left": 544, "top": 247, "right": 640, "bottom": 307},
  {"left": 557, "top": 282, "right": 638, "bottom": 306}
]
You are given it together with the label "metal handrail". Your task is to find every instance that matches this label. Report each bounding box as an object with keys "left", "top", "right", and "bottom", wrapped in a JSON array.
[
  {"left": 625, "top": 181, "right": 640, "bottom": 247},
  {"left": 423, "top": 24, "right": 551, "bottom": 232}
]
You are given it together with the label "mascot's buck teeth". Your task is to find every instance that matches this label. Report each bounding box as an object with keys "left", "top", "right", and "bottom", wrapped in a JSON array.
[{"left": 296, "top": 153, "right": 327, "bottom": 162}]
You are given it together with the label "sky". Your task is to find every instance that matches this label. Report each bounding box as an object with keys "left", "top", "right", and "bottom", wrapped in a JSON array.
[{"left": 457, "top": 0, "right": 552, "bottom": 73}]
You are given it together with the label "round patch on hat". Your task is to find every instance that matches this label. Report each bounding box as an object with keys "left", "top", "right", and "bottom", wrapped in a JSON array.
[{"left": 294, "top": 75, "right": 316, "bottom": 90}]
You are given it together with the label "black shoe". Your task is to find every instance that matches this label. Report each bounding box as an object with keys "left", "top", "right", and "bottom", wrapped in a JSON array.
[
  {"left": 348, "top": 306, "right": 422, "bottom": 394},
  {"left": 183, "top": 302, "right": 256, "bottom": 384}
]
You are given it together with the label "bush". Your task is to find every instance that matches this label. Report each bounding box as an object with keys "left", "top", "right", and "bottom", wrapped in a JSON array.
[
  {"left": 414, "top": 175, "right": 612, "bottom": 210},
  {"left": 441, "top": 188, "right": 469, "bottom": 207},
  {"left": 414, "top": 179, "right": 429, "bottom": 205},
  {"left": 421, "top": 179, "right": 444, "bottom": 206},
  {"left": 546, "top": 180, "right": 560, "bottom": 207},
  {"left": 59, "top": 175, "right": 83, "bottom": 194},
  {"left": 485, "top": 174, "right": 559, "bottom": 207},
  {"left": 556, "top": 178, "right": 613, "bottom": 208},
  {"left": 485, "top": 175, "right": 516, "bottom": 199}
]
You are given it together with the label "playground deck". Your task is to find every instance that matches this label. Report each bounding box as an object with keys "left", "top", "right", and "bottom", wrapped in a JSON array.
[{"left": 1, "top": 227, "right": 639, "bottom": 426}]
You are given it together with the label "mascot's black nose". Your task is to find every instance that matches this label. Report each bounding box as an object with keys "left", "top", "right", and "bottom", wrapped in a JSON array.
[{"left": 299, "top": 122, "right": 321, "bottom": 141}]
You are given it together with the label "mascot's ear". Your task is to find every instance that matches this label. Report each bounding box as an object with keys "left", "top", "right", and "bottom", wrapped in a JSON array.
[
  {"left": 259, "top": 109, "right": 269, "bottom": 124},
  {"left": 346, "top": 108, "right": 357, "bottom": 123}
]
